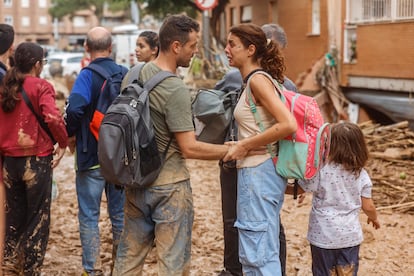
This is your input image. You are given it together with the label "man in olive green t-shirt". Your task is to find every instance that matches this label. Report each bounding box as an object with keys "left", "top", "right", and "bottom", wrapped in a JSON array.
[{"left": 113, "top": 14, "right": 236, "bottom": 276}]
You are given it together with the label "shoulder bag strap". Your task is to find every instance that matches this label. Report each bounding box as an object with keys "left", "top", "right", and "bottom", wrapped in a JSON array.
[
  {"left": 245, "top": 71, "right": 278, "bottom": 160},
  {"left": 21, "top": 88, "right": 56, "bottom": 143}
]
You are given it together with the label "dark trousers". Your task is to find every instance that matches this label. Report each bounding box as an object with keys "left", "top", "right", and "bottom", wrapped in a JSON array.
[
  {"left": 311, "top": 244, "right": 360, "bottom": 276},
  {"left": 3, "top": 155, "right": 53, "bottom": 276},
  {"left": 220, "top": 164, "right": 286, "bottom": 276}
]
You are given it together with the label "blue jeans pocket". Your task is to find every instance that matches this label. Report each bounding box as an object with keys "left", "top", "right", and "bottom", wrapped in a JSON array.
[{"left": 235, "top": 220, "right": 270, "bottom": 267}]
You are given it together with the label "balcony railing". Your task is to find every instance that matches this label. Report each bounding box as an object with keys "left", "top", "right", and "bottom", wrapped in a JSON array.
[{"left": 347, "top": 0, "right": 414, "bottom": 23}]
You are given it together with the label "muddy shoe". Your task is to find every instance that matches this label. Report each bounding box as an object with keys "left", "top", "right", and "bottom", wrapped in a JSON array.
[{"left": 81, "top": 270, "right": 104, "bottom": 276}]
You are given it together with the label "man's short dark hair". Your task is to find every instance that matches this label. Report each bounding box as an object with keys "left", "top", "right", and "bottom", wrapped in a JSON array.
[
  {"left": 158, "top": 14, "right": 200, "bottom": 52},
  {"left": 0, "top": 24, "right": 14, "bottom": 55}
]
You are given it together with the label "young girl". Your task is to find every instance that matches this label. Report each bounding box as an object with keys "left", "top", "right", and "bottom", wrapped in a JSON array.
[
  {"left": 222, "top": 23, "right": 297, "bottom": 275},
  {"left": 135, "top": 31, "right": 159, "bottom": 63},
  {"left": 299, "top": 122, "right": 380, "bottom": 276}
]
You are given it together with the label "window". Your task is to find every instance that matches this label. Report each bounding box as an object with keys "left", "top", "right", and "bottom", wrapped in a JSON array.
[
  {"left": 73, "top": 16, "right": 86, "bottom": 27},
  {"left": 347, "top": 0, "right": 414, "bottom": 23},
  {"left": 363, "top": 0, "right": 390, "bottom": 20},
  {"left": 39, "top": 16, "right": 48, "bottom": 25},
  {"left": 3, "top": 0, "right": 12, "bottom": 7},
  {"left": 343, "top": 26, "right": 357, "bottom": 63},
  {"left": 21, "top": 16, "right": 30, "bottom": 27},
  {"left": 21, "top": 0, "right": 29, "bottom": 8},
  {"left": 311, "top": 0, "right": 321, "bottom": 35},
  {"left": 4, "top": 15, "right": 13, "bottom": 25},
  {"left": 230, "top": 7, "right": 237, "bottom": 26},
  {"left": 38, "top": 0, "right": 47, "bottom": 8},
  {"left": 397, "top": 0, "right": 414, "bottom": 18},
  {"left": 241, "top": 5, "right": 252, "bottom": 23}
]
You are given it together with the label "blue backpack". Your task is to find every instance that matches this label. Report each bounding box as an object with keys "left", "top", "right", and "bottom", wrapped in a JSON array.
[{"left": 85, "top": 63, "right": 128, "bottom": 140}]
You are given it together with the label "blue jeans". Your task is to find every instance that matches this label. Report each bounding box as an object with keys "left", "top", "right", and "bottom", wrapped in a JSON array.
[
  {"left": 113, "top": 180, "right": 194, "bottom": 276},
  {"left": 235, "top": 158, "right": 287, "bottom": 276},
  {"left": 76, "top": 168, "right": 125, "bottom": 274}
]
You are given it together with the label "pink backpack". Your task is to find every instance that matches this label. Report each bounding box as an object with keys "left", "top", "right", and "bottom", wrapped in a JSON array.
[{"left": 246, "top": 71, "right": 331, "bottom": 180}]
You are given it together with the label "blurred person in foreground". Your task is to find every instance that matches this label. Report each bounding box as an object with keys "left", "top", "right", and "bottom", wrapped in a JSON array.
[
  {"left": 0, "top": 42, "right": 67, "bottom": 275},
  {"left": 0, "top": 23, "right": 15, "bottom": 276}
]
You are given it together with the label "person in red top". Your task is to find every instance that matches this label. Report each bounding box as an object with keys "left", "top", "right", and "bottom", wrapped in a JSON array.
[{"left": 0, "top": 42, "right": 68, "bottom": 275}]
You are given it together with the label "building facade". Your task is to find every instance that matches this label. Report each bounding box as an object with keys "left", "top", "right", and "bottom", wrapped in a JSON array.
[
  {"left": 224, "top": 0, "right": 414, "bottom": 126},
  {"left": 0, "top": 0, "right": 129, "bottom": 49},
  {"left": 1, "top": 0, "right": 54, "bottom": 45}
]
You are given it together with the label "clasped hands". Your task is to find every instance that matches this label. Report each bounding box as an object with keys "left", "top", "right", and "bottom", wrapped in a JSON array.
[{"left": 222, "top": 141, "right": 266, "bottom": 162}]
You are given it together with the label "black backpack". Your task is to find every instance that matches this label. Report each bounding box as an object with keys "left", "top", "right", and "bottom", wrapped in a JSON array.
[{"left": 98, "top": 63, "right": 176, "bottom": 188}]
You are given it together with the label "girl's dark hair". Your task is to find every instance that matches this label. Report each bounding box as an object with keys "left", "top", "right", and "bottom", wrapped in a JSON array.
[
  {"left": 1, "top": 42, "right": 44, "bottom": 112},
  {"left": 229, "top": 23, "right": 285, "bottom": 83},
  {"left": 329, "top": 122, "right": 369, "bottom": 176},
  {"left": 139, "top": 31, "right": 159, "bottom": 56},
  {"left": 158, "top": 14, "right": 200, "bottom": 53}
]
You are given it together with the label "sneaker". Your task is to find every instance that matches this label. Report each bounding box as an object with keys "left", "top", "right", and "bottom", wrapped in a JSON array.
[{"left": 81, "top": 270, "right": 103, "bottom": 276}]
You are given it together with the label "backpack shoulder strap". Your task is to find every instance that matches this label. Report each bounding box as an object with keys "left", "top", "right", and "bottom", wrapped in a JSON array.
[
  {"left": 125, "top": 63, "right": 146, "bottom": 86},
  {"left": 85, "top": 62, "right": 110, "bottom": 80},
  {"left": 143, "top": 70, "right": 177, "bottom": 92}
]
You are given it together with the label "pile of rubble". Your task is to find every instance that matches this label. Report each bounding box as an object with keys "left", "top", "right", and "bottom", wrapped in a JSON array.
[{"left": 361, "top": 120, "right": 414, "bottom": 214}]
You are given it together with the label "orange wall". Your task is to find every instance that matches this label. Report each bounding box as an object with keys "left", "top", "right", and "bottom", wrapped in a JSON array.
[
  {"left": 226, "top": 0, "right": 330, "bottom": 83},
  {"left": 341, "top": 22, "right": 414, "bottom": 85},
  {"left": 224, "top": 0, "right": 414, "bottom": 89},
  {"left": 277, "top": 0, "right": 329, "bottom": 82},
  {"left": 226, "top": 0, "right": 271, "bottom": 30}
]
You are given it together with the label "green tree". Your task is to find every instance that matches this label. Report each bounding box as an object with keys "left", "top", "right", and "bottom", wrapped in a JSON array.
[
  {"left": 49, "top": 0, "right": 230, "bottom": 46},
  {"left": 138, "top": 0, "right": 198, "bottom": 18},
  {"left": 122, "top": 0, "right": 229, "bottom": 44}
]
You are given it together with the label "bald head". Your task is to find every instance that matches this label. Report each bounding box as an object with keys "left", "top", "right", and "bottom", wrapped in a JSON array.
[
  {"left": 261, "top": 23, "right": 287, "bottom": 49},
  {"left": 86, "top": 26, "right": 112, "bottom": 52}
]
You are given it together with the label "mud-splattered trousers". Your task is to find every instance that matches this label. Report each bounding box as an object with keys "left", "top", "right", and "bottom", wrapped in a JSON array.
[
  {"left": 235, "top": 158, "right": 287, "bottom": 276},
  {"left": 2, "top": 155, "right": 53, "bottom": 275},
  {"left": 113, "top": 180, "right": 194, "bottom": 276},
  {"left": 76, "top": 168, "right": 125, "bottom": 274},
  {"left": 311, "top": 244, "right": 360, "bottom": 276}
]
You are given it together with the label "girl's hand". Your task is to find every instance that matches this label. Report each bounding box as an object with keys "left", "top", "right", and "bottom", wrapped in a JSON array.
[
  {"left": 367, "top": 217, "right": 380, "bottom": 229},
  {"left": 51, "top": 146, "right": 66, "bottom": 169}
]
